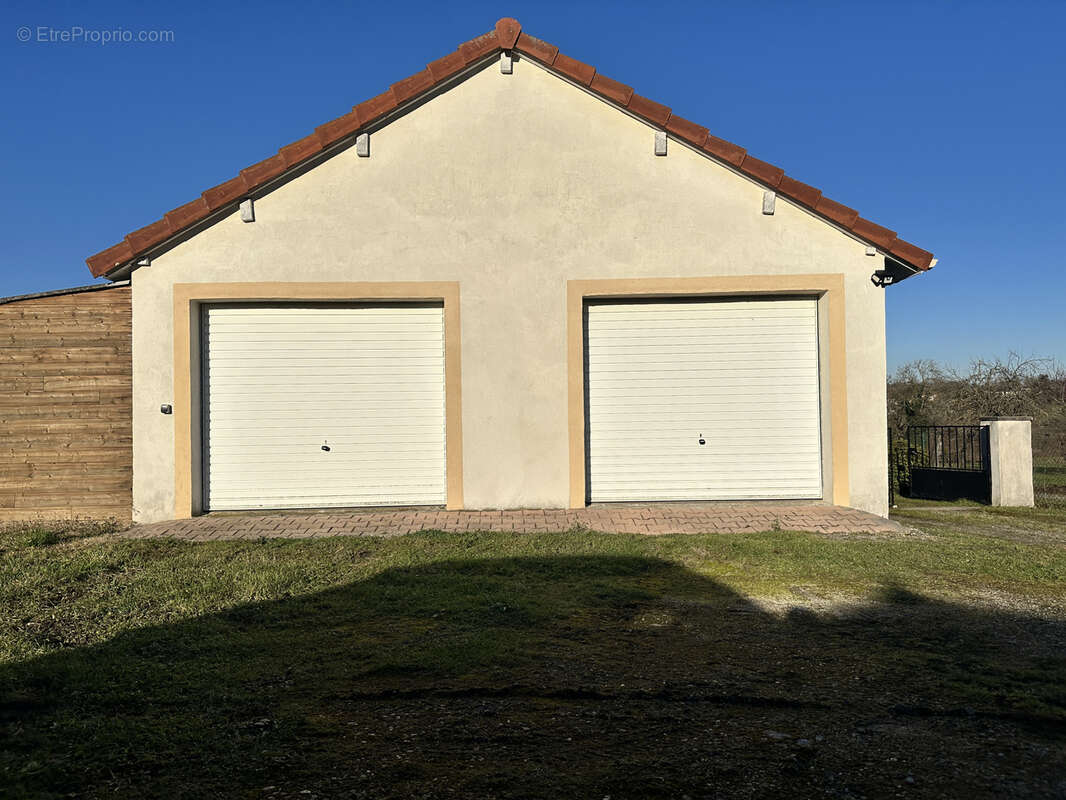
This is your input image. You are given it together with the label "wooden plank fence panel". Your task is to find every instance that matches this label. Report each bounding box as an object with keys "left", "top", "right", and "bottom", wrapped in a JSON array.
[{"left": 0, "top": 286, "right": 132, "bottom": 523}]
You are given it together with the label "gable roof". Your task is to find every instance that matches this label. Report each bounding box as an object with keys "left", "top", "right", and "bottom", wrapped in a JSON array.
[{"left": 85, "top": 17, "right": 935, "bottom": 279}]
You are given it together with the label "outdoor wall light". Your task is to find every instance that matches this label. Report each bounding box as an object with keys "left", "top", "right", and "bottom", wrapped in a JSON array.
[{"left": 871, "top": 270, "right": 895, "bottom": 287}]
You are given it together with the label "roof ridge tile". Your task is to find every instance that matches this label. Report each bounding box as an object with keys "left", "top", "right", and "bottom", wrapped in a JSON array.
[
  {"left": 701, "top": 133, "right": 746, "bottom": 167},
  {"left": 391, "top": 68, "right": 436, "bottom": 105},
  {"left": 664, "top": 114, "right": 709, "bottom": 147},
  {"left": 201, "top": 175, "right": 250, "bottom": 212},
  {"left": 354, "top": 89, "right": 399, "bottom": 127},
  {"left": 279, "top": 133, "right": 324, "bottom": 167},
  {"left": 87, "top": 241, "right": 133, "bottom": 275},
  {"left": 815, "top": 196, "right": 860, "bottom": 229},
  {"left": 427, "top": 50, "right": 468, "bottom": 82},
  {"left": 739, "top": 155, "right": 784, "bottom": 188},
  {"left": 553, "top": 53, "right": 596, "bottom": 86},
  {"left": 495, "top": 18, "right": 522, "bottom": 50},
  {"left": 888, "top": 239, "right": 934, "bottom": 269},
  {"left": 851, "top": 217, "right": 898, "bottom": 250},
  {"left": 315, "top": 109, "right": 362, "bottom": 146},
  {"left": 514, "top": 32, "right": 558, "bottom": 64},
  {"left": 164, "top": 197, "right": 211, "bottom": 231},
  {"left": 240, "top": 154, "right": 288, "bottom": 186},
  {"left": 626, "top": 94, "right": 671, "bottom": 126},
  {"left": 777, "top": 176, "right": 821, "bottom": 208},
  {"left": 589, "top": 74, "right": 634, "bottom": 106},
  {"left": 125, "top": 218, "right": 172, "bottom": 253},
  {"left": 458, "top": 30, "right": 499, "bottom": 63}
]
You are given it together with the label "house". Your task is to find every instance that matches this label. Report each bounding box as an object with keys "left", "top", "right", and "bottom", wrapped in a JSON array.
[{"left": 72, "top": 18, "right": 933, "bottom": 524}]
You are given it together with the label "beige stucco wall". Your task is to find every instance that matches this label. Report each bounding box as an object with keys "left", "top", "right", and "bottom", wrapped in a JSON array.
[
  {"left": 131, "top": 57, "right": 889, "bottom": 522},
  {"left": 981, "top": 419, "right": 1035, "bottom": 507}
]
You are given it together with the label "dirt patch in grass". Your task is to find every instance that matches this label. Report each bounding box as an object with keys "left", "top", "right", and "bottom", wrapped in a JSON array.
[{"left": 893, "top": 506, "right": 1066, "bottom": 547}]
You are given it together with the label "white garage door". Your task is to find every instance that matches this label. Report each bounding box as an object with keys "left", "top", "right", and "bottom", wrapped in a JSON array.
[
  {"left": 202, "top": 304, "right": 446, "bottom": 510},
  {"left": 586, "top": 298, "right": 822, "bottom": 502}
]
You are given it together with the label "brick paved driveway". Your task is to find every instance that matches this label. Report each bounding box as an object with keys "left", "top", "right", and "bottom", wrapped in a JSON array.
[{"left": 123, "top": 503, "right": 903, "bottom": 541}]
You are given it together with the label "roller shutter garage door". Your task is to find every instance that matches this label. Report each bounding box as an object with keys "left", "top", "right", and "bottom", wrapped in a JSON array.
[
  {"left": 202, "top": 304, "right": 446, "bottom": 510},
  {"left": 586, "top": 298, "right": 822, "bottom": 502}
]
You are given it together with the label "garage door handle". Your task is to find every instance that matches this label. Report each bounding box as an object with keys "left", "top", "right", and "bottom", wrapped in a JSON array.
[
  {"left": 321, "top": 445, "right": 331, "bottom": 452},
  {"left": 698, "top": 434, "right": 706, "bottom": 445}
]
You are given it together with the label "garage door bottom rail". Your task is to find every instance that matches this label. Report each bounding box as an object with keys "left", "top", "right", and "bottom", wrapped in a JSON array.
[{"left": 123, "top": 503, "right": 904, "bottom": 540}]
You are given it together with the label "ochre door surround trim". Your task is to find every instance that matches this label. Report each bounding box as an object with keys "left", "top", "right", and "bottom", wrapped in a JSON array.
[
  {"left": 566, "top": 275, "right": 849, "bottom": 508},
  {"left": 172, "top": 282, "right": 463, "bottom": 518}
]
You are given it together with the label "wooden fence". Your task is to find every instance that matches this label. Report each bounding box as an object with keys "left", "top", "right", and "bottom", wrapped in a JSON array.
[{"left": 0, "top": 284, "right": 132, "bottom": 522}]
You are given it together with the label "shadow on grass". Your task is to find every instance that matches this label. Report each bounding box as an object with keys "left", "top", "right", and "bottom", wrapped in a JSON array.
[{"left": 3, "top": 554, "right": 1066, "bottom": 799}]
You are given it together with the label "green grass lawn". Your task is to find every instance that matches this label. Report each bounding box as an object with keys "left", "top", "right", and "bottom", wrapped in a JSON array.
[
  {"left": 3, "top": 510, "right": 1066, "bottom": 798},
  {"left": 1035, "top": 460, "right": 1066, "bottom": 507}
]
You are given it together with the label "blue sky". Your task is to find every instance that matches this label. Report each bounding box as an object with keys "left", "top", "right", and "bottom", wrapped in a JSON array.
[{"left": 2, "top": 0, "right": 1063, "bottom": 372}]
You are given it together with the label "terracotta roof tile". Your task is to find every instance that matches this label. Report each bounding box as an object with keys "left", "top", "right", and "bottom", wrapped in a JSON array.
[
  {"left": 778, "top": 176, "right": 821, "bottom": 208},
  {"left": 427, "top": 50, "right": 467, "bottom": 82},
  {"left": 279, "top": 133, "right": 324, "bottom": 167},
  {"left": 86, "top": 241, "right": 134, "bottom": 276},
  {"left": 701, "top": 133, "right": 746, "bottom": 167},
  {"left": 665, "top": 115, "right": 709, "bottom": 147},
  {"left": 514, "top": 32, "right": 558, "bottom": 64},
  {"left": 495, "top": 17, "right": 522, "bottom": 49},
  {"left": 315, "top": 110, "right": 363, "bottom": 146},
  {"left": 888, "top": 239, "right": 934, "bottom": 270},
  {"left": 590, "top": 74, "right": 633, "bottom": 106},
  {"left": 202, "top": 175, "right": 250, "bottom": 211},
  {"left": 125, "top": 218, "right": 173, "bottom": 253},
  {"left": 84, "top": 18, "right": 934, "bottom": 277},
  {"left": 391, "top": 68, "right": 435, "bottom": 105},
  {"left": 626, "top": 94, "right": 671, "bottom": 126},
  {"left": 815, "top": 197, "right": 860, "bottom": 229},
  {"left": 553, "top": 53, "right": 596, "bottom": 86},
  {"left": 459, "top": 31, "right": 498, "bottom": 63},
  {"left": 240, "top": 154, "right": 287, "bottom": 186},
  {"left": 354, "top": 90, "right": 398, "bottom": 126},
  {"left": 851, "top": 217, "right": 897, "bottom": 249},
  {"left": 739, "top": 155, "right": 784, "bottom": 188},
  {"left": 164, "top": 197, "right": 210, "bottom": 231}
]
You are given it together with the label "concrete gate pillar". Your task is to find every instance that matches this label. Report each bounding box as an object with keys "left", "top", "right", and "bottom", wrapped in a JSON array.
[{"left": 980, "top": 418, "right": 1035, "bottom": 507}]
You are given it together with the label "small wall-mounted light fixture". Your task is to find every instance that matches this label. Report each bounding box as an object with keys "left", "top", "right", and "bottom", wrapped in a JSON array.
[
  {"left": 871, "top": 269, "right": 895, "bottom": 287},
  {"left": 160, "top": 404, "right": 173, "bottom": 415}
]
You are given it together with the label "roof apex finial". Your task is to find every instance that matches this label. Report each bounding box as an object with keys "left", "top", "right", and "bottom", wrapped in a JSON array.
[{"left": 495, "top": 17, "right": 521, "bottom": 49}]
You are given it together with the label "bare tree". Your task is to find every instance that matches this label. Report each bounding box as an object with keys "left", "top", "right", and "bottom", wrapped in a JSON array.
[
  {"left": 887, "top": 359, "right": 949, "bottom": 438},
  {"left": 888, "top": 354, "right": 1065, "bottom": 460},
  {"left": 945, "top": 353, "right": 1054, "bottom": 421}
]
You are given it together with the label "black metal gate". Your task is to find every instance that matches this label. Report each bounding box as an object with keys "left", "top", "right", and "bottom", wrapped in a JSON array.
[{"left": 890, "top": 425, "right": 991, "bottom": 504}]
